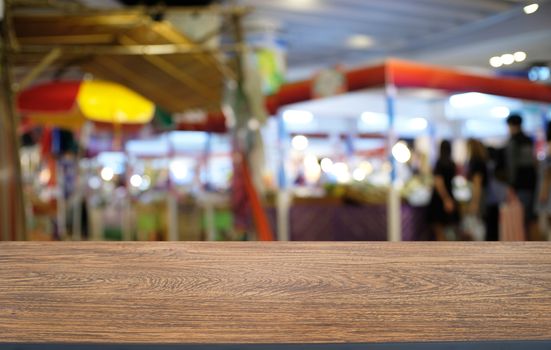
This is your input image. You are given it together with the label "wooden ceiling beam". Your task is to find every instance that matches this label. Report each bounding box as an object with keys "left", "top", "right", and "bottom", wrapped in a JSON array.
[
  {"left": 17, "top": 34, "right": 116, "bottom": 45},
  {"left": 118, "top": 35, "right": 219, "bottom": 104},
  {"left": 87, "top": 56, "right": 184, "bottom": 113},
  {"left": 11, "top": 5, "right": 252, "bottom": 17},
  {"left": 12, "top": 42, "right": 243, "bottom": 56},
  {"left": 149, "top": 21, "right": 236, "bottom": 81},
  {"left": 13, "top": 14, "right": 146, "bottom": 26},
  {"left": 14, "top": 47, "right": 61, "bottom": 92}
]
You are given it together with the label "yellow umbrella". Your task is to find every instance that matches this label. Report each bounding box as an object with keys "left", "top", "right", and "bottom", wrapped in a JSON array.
[{"left": 78, "top": 80, "right": 154, "bottom": 125}]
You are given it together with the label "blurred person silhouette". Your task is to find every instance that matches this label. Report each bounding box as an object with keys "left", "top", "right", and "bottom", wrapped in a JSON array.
[
  {"left": 428, "top": 140, "right": 459, "bottom": 240},
  {"left": 466, "top": 139, "right": 489, "bottom": 215},
  {"left": 505, "top": 114, "right": 537, "bottom": 239},
  {"left": 485, "top": 146, "right": 508, "bottom": 240},
  {"left": 537, "top": 121, "right": 551, "bottom": 240},
  {"left": 464, "top": 139, "right": 489, "bottom": 240}
]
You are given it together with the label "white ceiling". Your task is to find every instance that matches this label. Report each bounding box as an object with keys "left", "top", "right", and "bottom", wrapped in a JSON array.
[{"left": 239, "top": 0, "right": 551, "bottom": 80}]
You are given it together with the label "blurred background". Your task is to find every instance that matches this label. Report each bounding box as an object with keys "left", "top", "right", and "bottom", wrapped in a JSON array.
[{"left": 1, "top": 0, "right": 550, "bottom": 242}]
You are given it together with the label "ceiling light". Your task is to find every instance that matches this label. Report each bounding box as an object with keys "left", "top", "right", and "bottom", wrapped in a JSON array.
[
  {"left": 333, "top": 162, "right": 351, "bottom": 183},
  {"left": 449, "top": 92, "right": 488, "bottom": 108},
  {"left": 360, "top": 112, "right": 389, "bottom": 131},
  {"left": 392, "top": 142, "right": 411, "bottom": 164},
  {"left": 409, "top": 117, "right": 428, "bottom": 131},
  {"left": 304, "top": 154, "right": 319, "bottom": 168},
  {"left": 169, "top": 160, "right": 189, "bottom": 181},
  {"left": 540, "top": 67, "right": 551, "bottom": 81},
  {"left": 283, "top": 0, "right": 318, "bottom": 10},
  {"left": 100, "top": 167, "right": 114, "bottom": 182},
  {"left": 529, "top": 66, "right": 551, "bottom": 81},
  {"left": 303, "top": 154, "right": 321, "bottom": 183},
  {"left": 359, "top": 161, "right": 374, "bottom": 176},
  {"left": 140, "top": 175, "right": 151, "bottom": 191},
  {"left": 361, "top": 112, "right": 387, "bottom": 123},
  {"left": 130, "top": 174, "right": 143, "bottom": 188},
  {"left": 352, "top": 168, "right": 367, "bottom": 182},
  {"left": 523, "top": 3, "right": 539, "bottom": 14},
  {"left": 514, "top": 51, "right": 527, "bottom": 62},
  {"left": 282, "top": 110, "right": 314, "bottom": 124},
  {"left": 540, "top": 67, "right": 551, "bottom": 80},
  {"left": 291, "top": 135, "right": 309, "bottom": 151},
  {"left": 491, "top": 106, "right": 511, "bottom": 118},
  {"left": 320, "top": 158, "right": 334, "bottom": 173},
  {"left": 346, "top": 34, "right": 374, "bottom": 49},
  {"left": 489, "top": 56, "right": 503, "bottom": 68},
  {"left": 501, "top": 54, "right": 515, "bottom": 65}
]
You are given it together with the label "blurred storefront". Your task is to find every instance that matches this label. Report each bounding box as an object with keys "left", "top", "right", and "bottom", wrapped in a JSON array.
[{"left": 1, "top": 1, "right": 551, "bottom": 242}]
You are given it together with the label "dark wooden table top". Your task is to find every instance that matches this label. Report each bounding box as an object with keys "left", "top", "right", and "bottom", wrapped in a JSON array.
[{"left": 0, "top": 242, "right": 550, "bottom": 344}]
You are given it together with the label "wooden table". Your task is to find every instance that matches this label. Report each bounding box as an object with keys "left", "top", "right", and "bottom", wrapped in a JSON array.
[{"left": 0, "top": 242, "right": 550, "bottom": 344}]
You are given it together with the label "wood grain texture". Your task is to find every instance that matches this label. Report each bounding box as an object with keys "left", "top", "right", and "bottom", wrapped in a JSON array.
[{"left": 0, "top": 242, "right": 550, "bottom": 344}]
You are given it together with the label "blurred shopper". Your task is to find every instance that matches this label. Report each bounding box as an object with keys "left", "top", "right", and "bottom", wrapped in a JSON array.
[
  {"left": 537, "top": 121, "right": 551, "bottom": 240},
  {"left": 466, "top": 139, "right": 489, "bottom": 216},
  {"left": 505, "top": 114, "right": 537, "bottom": 239},
  {"left": 428, "top": 140, "right": 459, "bottom": 240},
  {"left": 484, "top": 147, "right": 508, "bottom": 240},
  {"left": 463, "top": 139, "right": 489, "bottom": 240}
]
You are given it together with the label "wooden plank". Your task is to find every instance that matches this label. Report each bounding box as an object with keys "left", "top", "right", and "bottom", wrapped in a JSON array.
[{"left": 0, "top": 242, "right": 550, "bottom": 344}]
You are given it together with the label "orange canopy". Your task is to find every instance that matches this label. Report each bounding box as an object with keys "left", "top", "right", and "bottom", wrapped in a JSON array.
[{"left": 265, "top": 58, "right": 551, "bottom": 114}]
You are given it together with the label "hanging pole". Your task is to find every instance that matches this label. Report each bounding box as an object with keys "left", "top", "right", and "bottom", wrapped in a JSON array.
[
  {"left": 202, "top": 133, "right": 217, "bottom": 242},
  {"left": 167, "top": 192, "right": 179, "bottom": 241},
  {"left": 165, "top": 135, "right": 179, "bottom": 242},
  {"left": 70, "top": 122, "right": 93, "bottom": 241},
  {"left": 71, "top": 171, "right": 82, "bottom": 241},
  {"left": 0, "top": 78, "right": 11, "bottom": 241},
  {"left": 55, "top": 158, "right": 67, "bottom": 240},
  {"left": 228, "top": 11, "right": 274, "bottom": 241},
  {"left": 385, "top": 66, "right": 401, "bottom": 242},
  {"left": 276, "top": 113, "right": 290, "bottom": 241},
  {"left": 1, "top": 0, "right": 26, "bottom": 240}
]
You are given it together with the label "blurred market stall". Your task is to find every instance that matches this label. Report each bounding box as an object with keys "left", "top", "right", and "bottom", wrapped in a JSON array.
[
  {"left": 2, "top": 0, "right": 276, "bottom": 241},
  {"left": 264, "top": 59, "right": 551, "bottom": 241}
]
